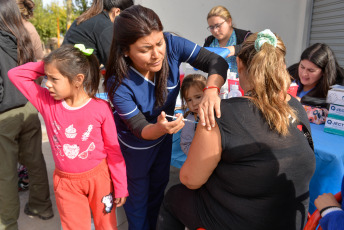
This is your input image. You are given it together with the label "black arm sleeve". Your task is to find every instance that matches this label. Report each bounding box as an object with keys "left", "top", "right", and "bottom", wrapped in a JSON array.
[
  {"left": 122, "top": 111, "right": 149, "bottom": 139},
  {"left": 191, "top": 47, "right": 228, "bottom": 82}
]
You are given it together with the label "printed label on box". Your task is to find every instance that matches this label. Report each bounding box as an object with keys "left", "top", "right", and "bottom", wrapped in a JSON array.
[
  {"left": 328, "top": 104, "right": 344, "bottom": 121},
  {"left": 324, "top": 117, "right": 344, "bottom": 136}
]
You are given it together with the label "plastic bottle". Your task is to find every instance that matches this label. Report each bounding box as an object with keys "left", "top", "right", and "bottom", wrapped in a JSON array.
[
  {"left": 228, "top": 84, "right": 242, "bottom": 98},
  {"left": 219, "top": 70, "right": 230, "bottom": 99},
  {"left": 220, "top": 86, "right": 228, "bottom": 99}
]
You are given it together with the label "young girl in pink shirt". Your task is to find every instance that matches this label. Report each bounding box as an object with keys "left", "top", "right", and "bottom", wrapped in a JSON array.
[{"left": 8, "top": 44, "right": 128, "bottom": 230}]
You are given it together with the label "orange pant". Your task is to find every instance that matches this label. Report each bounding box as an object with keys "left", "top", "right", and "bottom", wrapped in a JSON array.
[{"left": 53, "top": 159, "right": 117, "bottom": 230}]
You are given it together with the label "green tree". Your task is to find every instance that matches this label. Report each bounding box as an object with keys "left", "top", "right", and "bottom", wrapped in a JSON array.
[
  {"left": 31, "top": 0, "right": 80, "bottom": 43},
  {"left": 73, "top": 0, "right": 91, "bottom": 14}
]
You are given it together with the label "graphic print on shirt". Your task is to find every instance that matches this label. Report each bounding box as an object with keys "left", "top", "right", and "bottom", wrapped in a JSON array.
[
  {"left": 52, "top": 121, "right": 61, "bottom": 135},
  {"left": 63, "top": 144, "right": 80, "bottom": 159},
  {"left": 65, "top": 124, "right": 77, "bottom": 138},
  {"left": 78, "top": 142, "right": 95, "bottom": 159},
  {"left": 82, "top": 125, "right": 93, "bottom": 141},
  {"left": 53, "top": 135, "right": 64, "bottom": 157}
]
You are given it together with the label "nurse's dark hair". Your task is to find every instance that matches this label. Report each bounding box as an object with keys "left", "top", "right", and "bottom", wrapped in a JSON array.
[
  {"left": 76, "top": 0, "right": 134, "bottom": 25},
  {"left": 43, "top": 45, "right": 101, "bottom": 98},
  {"left": 0, "top": 0, "right": 34, "bottom": 65},
  {"left": 105, "top": 5, "right": 169, "bottom": 107},
  {"left": 292, "top": 43, "right": 344, "bottom": 98}
]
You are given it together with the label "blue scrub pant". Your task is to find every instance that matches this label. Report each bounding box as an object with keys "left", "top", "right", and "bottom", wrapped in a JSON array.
[{"left": 120, "top": 135, "right": 172, "bottom": 230}]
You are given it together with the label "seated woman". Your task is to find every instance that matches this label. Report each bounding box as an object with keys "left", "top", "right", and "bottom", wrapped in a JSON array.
[
  {"left": 203, "top": 5, "right": 251, "bottom": 74},
  {"left": 288, "top": 43, "right": 344, "bottom": 100},
  {"left": 157, "top": 30, "right": 316, "bottom": 230},
  {"left": 315, "top": 176, "right": 344, "bottom": 230}
]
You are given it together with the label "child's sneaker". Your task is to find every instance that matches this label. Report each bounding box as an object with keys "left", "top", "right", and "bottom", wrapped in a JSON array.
[
  {"left": 24, "top": 203, "right": 54, "bottom": 220},
  {"left": 18, "top": 177, "right": 29, "bottom": 191}
]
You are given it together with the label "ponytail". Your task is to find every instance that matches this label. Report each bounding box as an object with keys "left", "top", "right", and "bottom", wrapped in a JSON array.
[{"left": 238, "top": 30, "right": 297, "bottom": 135}]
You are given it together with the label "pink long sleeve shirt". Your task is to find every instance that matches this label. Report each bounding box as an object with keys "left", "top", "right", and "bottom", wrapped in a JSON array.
[{"left": 8, "top": 61, "right": 128, "bottom": 198}]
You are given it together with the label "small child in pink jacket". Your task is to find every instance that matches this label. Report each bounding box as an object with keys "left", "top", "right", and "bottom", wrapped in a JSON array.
[{"left": 8, "top": 44, "right": 128, "bottom": 230}]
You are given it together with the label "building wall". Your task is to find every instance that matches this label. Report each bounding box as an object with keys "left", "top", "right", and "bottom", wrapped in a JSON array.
[{"left": 137, "top": 0, "right": 313, "bottom": 67}]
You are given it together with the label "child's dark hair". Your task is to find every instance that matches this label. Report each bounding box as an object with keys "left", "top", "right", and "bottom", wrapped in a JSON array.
[
  {"left": 180, "top": 74, "right": 206, "bottom": 114},
  {"left": 43, "top": 45, "right": 101, "bottom": 98}
]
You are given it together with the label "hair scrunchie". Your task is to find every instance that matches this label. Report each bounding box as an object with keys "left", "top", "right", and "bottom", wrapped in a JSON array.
[
  {"left": 254, "top": 29, "right": 277, "bottom": 52},
  {"left": 74, "top": 44, "right": 94, "bottom": 56}
]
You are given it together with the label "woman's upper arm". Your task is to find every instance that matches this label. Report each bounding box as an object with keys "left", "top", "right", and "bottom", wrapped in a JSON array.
[{"left": 180, "top": 122, "right": 222, "bottom": 189}]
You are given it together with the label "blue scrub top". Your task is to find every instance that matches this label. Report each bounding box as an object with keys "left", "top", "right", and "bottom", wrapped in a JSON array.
[
  {"left": 296, "top": 81, "right": 313, "bottom": 98},
  {"left": 110, "top": 33, "right": 201, "bottom": 149}
]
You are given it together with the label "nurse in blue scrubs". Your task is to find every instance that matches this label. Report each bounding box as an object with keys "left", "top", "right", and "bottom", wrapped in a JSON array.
[{"left": 104, "top": 5, "right": 228, "bottom": 230}]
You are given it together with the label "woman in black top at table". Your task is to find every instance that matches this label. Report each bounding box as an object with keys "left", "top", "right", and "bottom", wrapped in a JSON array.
[
  {"left": 63, "top": 0, "right": 133, "bottom": 66},
  {"left": 157, "top": 29, "right": 316, "bottom": 230}
]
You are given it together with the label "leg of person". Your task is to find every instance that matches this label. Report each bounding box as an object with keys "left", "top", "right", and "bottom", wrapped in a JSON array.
[
  {"left": 88, "top": 160, "right": 117, "bottom": 230},
  {"left": 147, "top": 135, "right": 173, "bottom": 230},
  {"left": 18, "top": 102, "right": 53, "bottom": 219},
  {"left": 0, "top": 107, "right": 24, "bottom": 230},
  {"left": 156, "top": 184, "right": 205, "bottom": 230},
  {"left": 121, "top": 143, "right": 155, "bottom": 230},
  {"left": 53, "top": 169, "right": 92, "bottom": 230}
]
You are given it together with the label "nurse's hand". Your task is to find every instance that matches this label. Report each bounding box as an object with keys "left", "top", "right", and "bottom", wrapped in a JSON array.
[
  {"left": 141, "top": 112, "right": 184, "bottom": 140},
  {"left": 198, "top": 87, "right": 221, "bottom": 131},
  {"left": 157, "top": 111, "right": 185, "bottom": 134}
]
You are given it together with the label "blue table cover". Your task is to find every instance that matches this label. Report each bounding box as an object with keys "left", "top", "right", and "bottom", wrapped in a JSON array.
[{"left": 308, "top": 123, "right": 344, "bottom": 213}]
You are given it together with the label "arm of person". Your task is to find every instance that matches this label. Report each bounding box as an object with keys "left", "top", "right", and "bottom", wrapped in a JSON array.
[
  {"left": 115, "top": 97, "right": 185, "bottom": 141},
  {"left": 102, "top": 102, "right": 128, "bottom": 198},
  {"left": 190, "top": 47, "right": 228, "bottom": 130},
  {"left": 315, "top": 193, "right": 344, "bottom": 230},
  {"left": 225, "top": 46, "right": 236, "bottom": 57},
  {"left": 8, "top": 61, "right": 48, "bottom": 112},
  {"left": 114, "top": 197, "right": 127, "bottom": 207},
  {"left": 180, "top": 122, "right": 222, "bottom": 189},
  {"left": 319, "top": 211, "right": 344, "bottom": 230}
]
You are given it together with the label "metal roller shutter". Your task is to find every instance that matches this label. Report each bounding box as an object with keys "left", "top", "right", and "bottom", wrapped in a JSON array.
[{"left": 309, "top": 0, "right": 344, "bottom": 67}]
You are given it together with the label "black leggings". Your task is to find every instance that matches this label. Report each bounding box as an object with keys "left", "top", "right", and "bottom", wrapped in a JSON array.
[{"left": 156, "top": 184, "right": 205, "bottom": 230}]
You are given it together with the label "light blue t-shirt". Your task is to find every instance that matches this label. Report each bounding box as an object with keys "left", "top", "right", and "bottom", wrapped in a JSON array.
[{"left": 296, "top": 81, "right": 313, "bottom": 98}]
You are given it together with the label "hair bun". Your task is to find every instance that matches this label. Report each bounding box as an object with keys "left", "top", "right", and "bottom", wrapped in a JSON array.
[{"left": 254, "top": 29, "right": 277, "bottom": 51}]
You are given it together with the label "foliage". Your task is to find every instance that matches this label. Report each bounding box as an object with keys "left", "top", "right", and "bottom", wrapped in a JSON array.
[
  {"left": 31, "top": 0, "right": 82, "bottom": 43},
  {"left": 73, "top": 0, "right": 91, "bottom": 14}
]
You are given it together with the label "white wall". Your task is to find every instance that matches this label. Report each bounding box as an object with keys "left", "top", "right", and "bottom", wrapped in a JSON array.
[{"left": 137, "top": 0, "right": 313, "bottom": 67}]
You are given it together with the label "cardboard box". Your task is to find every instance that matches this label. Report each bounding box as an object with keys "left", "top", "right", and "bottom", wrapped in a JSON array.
[
  {"left": 328, "top": 104, "right": 344, "bottom": 121},
  {"left": 324, "top": 117, "right": 344, "bottom": 136},
  {"left": 327, "top": 85, "right": 344, "bottom": 106}
]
